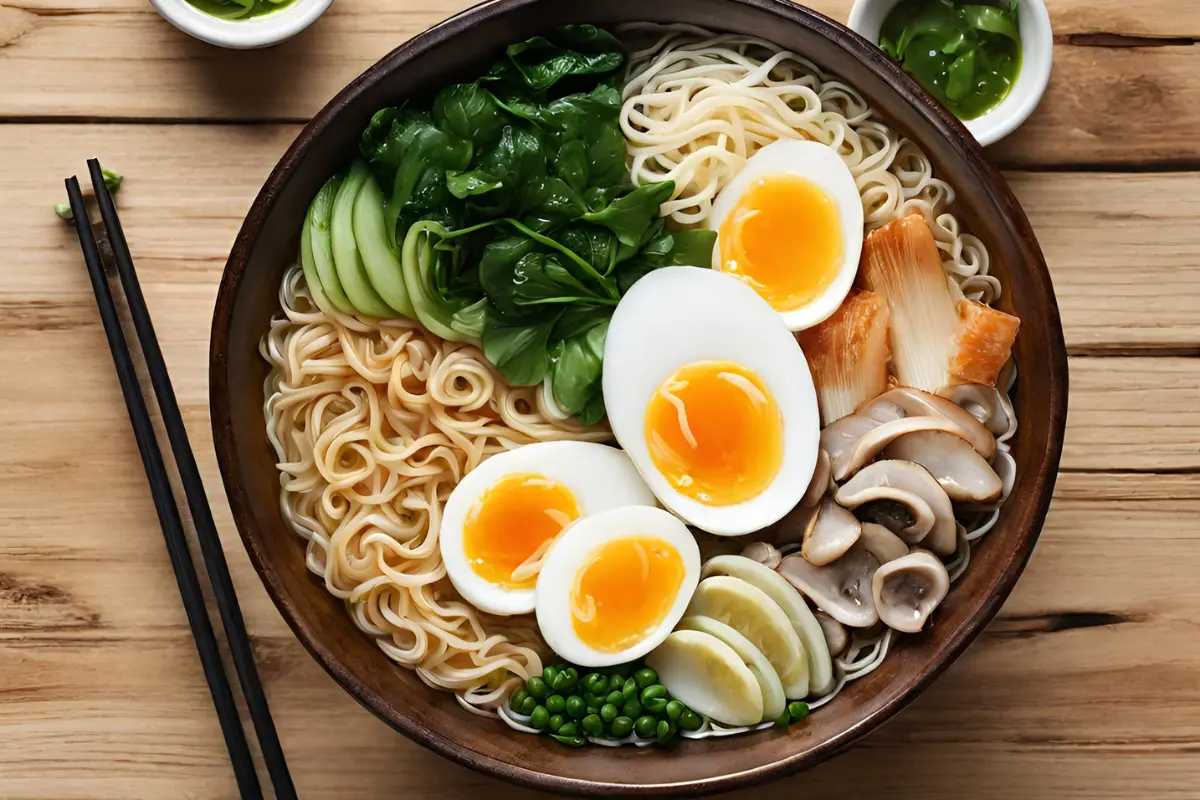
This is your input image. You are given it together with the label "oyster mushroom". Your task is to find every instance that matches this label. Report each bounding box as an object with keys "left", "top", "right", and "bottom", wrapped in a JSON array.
[
  {"left": 801, "top": 449, "right": 833, "bottom": 509},
  {"left": 881, "top": 387, "right": 996, "bottom": 459},
  {"left": 740, "top": 541, "right": 782, "bottom": 570},
  {"left": 815, "top": 611, "right": 849, "bottom": 656},
  {"left": 883, "top": 430, "right": 1004, "bottom": 504},
  {"left": 871, "top": 550, "right": 950, "bottom": 633},
  {"left": 858, "top": 522, "right": 910, "bottom": 564},
  {"left": 937, "top": 384, "right": 1012, "bottom": 437},
  {"left": 834, "top": 460, "right": 957, "bottom": 556},
  {"left": 802, "top": 498, "right": 862, "bottom": 567},
  {"left": 779, "top": 546, "right": 880, "bottom": 628}
]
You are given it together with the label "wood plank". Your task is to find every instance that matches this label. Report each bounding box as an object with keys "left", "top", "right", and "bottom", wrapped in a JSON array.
[
  {"left": 2, "top": 472, "right": 1196, "bottom": 799},
  {"left": 7, "top": 125, "right": 1200, "bottom": 355},
  {"left": 0, "top": 1, "right": 1197, "bottom": 170}
]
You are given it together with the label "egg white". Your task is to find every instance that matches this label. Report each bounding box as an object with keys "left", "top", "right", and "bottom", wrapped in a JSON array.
[
  {"left": 708, "top": 139, "right": 864, "bottom": 332},
  {"left": 534, "top": 505, "right": 700, "bottom": 667},
  {"left": 602, "top": 267, "right": 820, "bottom": 536},
  {"left": 440, "top": 441, "right": 656, "bottom": 616}
]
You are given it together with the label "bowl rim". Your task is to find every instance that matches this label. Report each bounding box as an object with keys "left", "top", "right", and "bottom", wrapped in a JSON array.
[
  {"left": 210, "top": 0, "right": 1069, "bottom": 794},
  {"left": 149, "top": 0, "right": 335, "bottom": 49}
]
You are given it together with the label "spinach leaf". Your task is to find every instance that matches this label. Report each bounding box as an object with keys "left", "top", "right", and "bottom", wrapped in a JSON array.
[
  {"left": 479, "top": 238, "right": 604, "bottom": 321},
  {"left": 519, "top": 176, "right": 587, "bottom": 231},
  {"left": 582, "top": 181, "right": 676, "bottom": 246},
  {"left": 483, "top": 314, "right": 560, "bottom": 386},
  {"left": 961, "top": 4, "right": 1020, "bottom": 42},
  {"left": 549, "top": 317, "right": 609, "bottom": 420},
  {"left": 550, "top": 303, "right": 612, "bottom": 342},
  {"left": 433, "top": 83, "right": 506, "bottom": 147},
  {"left": 447, "top": 169, "right": 503, "bottom": 199},
  {"left": 505, "top": 25, "right": 625, "bottom": 91},
  {"left": 615, "top": 228, "right": 718, "bottom": 293}
]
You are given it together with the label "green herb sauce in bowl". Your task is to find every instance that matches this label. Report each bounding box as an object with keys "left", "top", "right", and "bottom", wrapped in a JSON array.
[
  {"left": 183, "top": 0, "right": 296, "bottom": 20},
  {"left": 879, "top": 0, "right": 1021, "bottom": 121}
]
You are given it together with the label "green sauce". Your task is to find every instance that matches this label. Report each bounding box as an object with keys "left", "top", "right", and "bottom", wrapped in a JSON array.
[
  {"left": 880, "top": 0, "right": 1022, "bottom": 121},
  {"left": 183, "top": 0, "right": 296, "bottom": 20}
]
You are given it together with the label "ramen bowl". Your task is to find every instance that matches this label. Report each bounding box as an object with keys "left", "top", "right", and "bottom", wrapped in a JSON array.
[{"left": 209, "top": 0, "right": 1069, "bottom": 794}]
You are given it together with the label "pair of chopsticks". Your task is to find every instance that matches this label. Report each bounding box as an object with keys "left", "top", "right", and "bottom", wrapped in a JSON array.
[{"left": 66, "top": 161, "right": 297, "bottom": 800}]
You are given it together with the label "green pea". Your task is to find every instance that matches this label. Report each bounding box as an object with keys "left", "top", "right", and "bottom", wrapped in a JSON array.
[
  {"left": 585, "top": 673, "right": 607, "bottom": 694},
  {"left": 581, "top": 714, "right": 604, "bottom": 737},
  {"left": 610, "top": 663, "right": 631, "bottom": 677},
  {"left": 557, "top": 722, "right": 579, "bottom": 737},
  {"left": 527, "top": 677, "right": 549, "bottom": 700},
  {"left": 610, "top": 716, "right": 634, "bottom": 738},
  {"left": 606, "top": 690, "right": 624, "bottom": 707},
  {"left": 519, "top": 696, "right": 538, "bottom": 716},
  {"left": 621, "top": 698, "right": 642, "bottom": 719},
  {"left": 552, "top": 734, "right": 586, "bottom": 748},
  {"left": 552, "top": 671, "right": 577, "bottom": 693},
  {"left": 665, "top": 700, "right": 684, "bottom": 722},
  {"left": 564, "top": 667, "right": 579, "bottom": 681},
  {"left": 621, "top": 678, "right": 638, "bottom": 700},
  {"left": 509, "top": 688, "right": 529, "bottom": 712},
  {"left": 586, "top": 706, "right": 599, "bottom": 716},
  {"left": 679, "top": 709, "right": 703, "bottom": 731},
  {"left": 545, "top": 694, "right": 565, "bottom": 714},
  {"left": 640, "top": 684, "right": 668, "bottom": 713},
  {"left": 634, "top": 715, "right": 657, "bottom": 739},
  {"left": 656, "top": 719, "right": 675, "bottom": 744},
  {"left": 774, "top": 710, "right": 791, "bottom": 729},
  {"left": 608, "top": 674, "right": 624, "bottom": 692},
  {"left": 565, "top": 696, "right": 586, "bottom": 719},
  {"left": 633, "top": 667, "right": 658, "bottom": 689},
  {"left": 548, "top": 714, "right": 565, "bottom": 733},
  {"left": 788, "top": 701, "right": 810, "bottom": 722},
  {"left": 529, "top": 706, "right": 550, "bottom": 731},
  {"left": 600, "top": 703, "right": 619, "bottom": 723},
  {"left": 542, "top": 666, "right": 559, "bottom": 686},
  {"left": 585, "top": 693, "right": 605, "bottom": 710}
]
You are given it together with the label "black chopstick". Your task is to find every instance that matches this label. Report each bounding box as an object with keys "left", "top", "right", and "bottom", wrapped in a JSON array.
[{"left": 68, "top": 164, "right": 295, "bottom": 800}]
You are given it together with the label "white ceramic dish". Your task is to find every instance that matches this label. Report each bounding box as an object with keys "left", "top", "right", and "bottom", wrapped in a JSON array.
[
  {"left": 847, "top": 0, "right": 1052, "bottom": 146},
  {"left": 150, "top": 0, "right": 334, "bottom": 48}
]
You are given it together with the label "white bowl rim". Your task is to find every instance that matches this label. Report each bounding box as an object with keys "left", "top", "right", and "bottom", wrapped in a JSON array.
[
  {"left": 149, "top": 0, "right": 334, "bottom": 49},
  {"left": 846, "top": 0, "right": 1053, "bottom": 147}
]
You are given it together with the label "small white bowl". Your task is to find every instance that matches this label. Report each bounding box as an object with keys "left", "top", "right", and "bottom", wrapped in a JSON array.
[
  {"left": 847, "top": 0, "right": 1052, "bottom": 146},
  {"left": 150, "top": 0, "right": 334, "bottom": 48}
]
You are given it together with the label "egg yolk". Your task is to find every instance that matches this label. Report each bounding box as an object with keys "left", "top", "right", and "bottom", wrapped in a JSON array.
[
  {"left": 463, "top": 473, "right": 580, "bottom": 590},
  {"left": 718, "top": 173, "right": 844, "bottom": 311},
  {"left": 570, "top": 536, "right": 685, "bottom": 653},
  {"left": 644, "top": 361, "right": 783, "bottom": 506}
]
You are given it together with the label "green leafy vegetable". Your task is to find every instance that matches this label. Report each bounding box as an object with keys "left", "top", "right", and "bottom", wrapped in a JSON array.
[{"left": 55, "top": 169, "right": 123, "bottom": 221}]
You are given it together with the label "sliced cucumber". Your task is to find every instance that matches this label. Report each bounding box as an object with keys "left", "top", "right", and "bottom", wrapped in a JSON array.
[
  {"left": 308, "top": 173, "right": 355, "bottom": 315},
  {"left": 353, "top": 174, "right": 415, "bottom": 318},
  {"left": 298, "top": 201, "right": 336, "bottom": 315},
  {"left": 331, "top": 161, "right": 396, "bottom": 318}
]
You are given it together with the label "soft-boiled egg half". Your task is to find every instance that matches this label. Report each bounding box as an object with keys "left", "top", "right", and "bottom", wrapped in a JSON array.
[
  {"left": 535, "top": 506, "right": 700, "bottom": 667},
  {"left": 709, "top": 139, "right": 864, "bottom": 332},
  {"left": 603, "top": 267, "right": 821, "bottom": 536},
  {"left": 440, "top": 441, "right": 656, "bottom": 616}
]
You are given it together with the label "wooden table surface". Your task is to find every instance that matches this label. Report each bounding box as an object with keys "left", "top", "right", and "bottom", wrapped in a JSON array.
[{"left": 3, "top": 1, "right": 1198, "bottom": 798}]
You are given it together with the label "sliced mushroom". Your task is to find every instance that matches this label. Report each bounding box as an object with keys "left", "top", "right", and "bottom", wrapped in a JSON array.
[
  {"left": 740, "top": 541, "right": 782, "bottom": 570},
  {"left": 880, "top": 387, "right": 996, "bottom": 459},
  {"left": 871, "top": 550, "right": 950, "bottom": 633},
  {"left": 883, "top": 430, "right": 1003, "bottom": 505},
  {"left": 858, "top": 522, "right": 910, "bottom": 564},
  {"left": 937, "top": 384, "right": 1011, "bottom": 437},
  {"left": 801, "top": 449, "right": 833, "bottom": 509},
  {"left": 827, "top": 416, "right": 971, "bottom": 482},
  {"left": 802, "top": 498, "right": 862, "bottom": 567},
  {"left": 992, "top": 448, "right": 1017, "bottom": 506},
  {"left": 779, "top": 546, "right": 880, "bottom": 628},
  {"left": 834, "top": 460, "right": 956, "bottom": 556},
  {"left": 815, "top": 611, "right": 849, "bottom": 656},
  {"left": 761, "top": 503, "right": 818, "bottom": 547}
]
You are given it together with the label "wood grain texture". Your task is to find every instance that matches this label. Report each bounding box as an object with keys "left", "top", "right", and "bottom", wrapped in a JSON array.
[{"left": 0, "top": 0, "right": 1196, "bottom": 169}]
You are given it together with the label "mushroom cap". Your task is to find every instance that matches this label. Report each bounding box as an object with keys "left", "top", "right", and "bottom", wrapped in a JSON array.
[
  {"left": 937, "top": 384, "right": 1012, "bottom": 437},
  {"left": 871, "top": 550, "right": 950, "bottom": 633},
  {"left": 880, "top": 387, "right": 996, "bottom": 459},
  {"left": 834, "top": 460, "right": 957, "bottom": 555},
  {"left": 814, "top": 611, "right": 849, "bottom": 656},
  {"left": 802, "top": 498, "right": 863, "bottom": 567},
  {"left": 779, "top": 547, "right": 880, "bottom": 628},
  {"left": 801, "top": 448, "right": 833, "bottom": 509},
  {"left": 826, "top": 416, "right": 974, "bottom": 483},
  {"left": 883, "top": 430, "right": 1004, "bottom": 505},
  {"left": 740, "top": 541, "right": 782, "bottom": 570},
  {"left": 858, "top": 522, "right": 910, "bottom": 564}
]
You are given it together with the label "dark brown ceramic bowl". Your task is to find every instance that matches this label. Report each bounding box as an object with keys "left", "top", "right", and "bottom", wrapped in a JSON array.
[{"left": 210, "top": 0, "right": 1069, "bottom": 794}]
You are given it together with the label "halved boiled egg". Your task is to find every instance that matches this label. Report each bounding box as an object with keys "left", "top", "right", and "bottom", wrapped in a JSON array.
[
  {"left": 535, "top": 506, "right": 700, "bottom": 667},
  {"left": 603, "top": 267, "right": 820, "bottom": 536},
  {"left": 440, "top": 441, "right": 656, "bottom": 616},
  {"left": 708, "top": 139, "right": 864, "bottom": 332}
]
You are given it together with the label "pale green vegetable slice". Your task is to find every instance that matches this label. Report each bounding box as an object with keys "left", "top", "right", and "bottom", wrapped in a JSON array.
[
  {"left": 687, "top": 575, "right": 807, "bottom": 699},
  {"left": 352, "top": 174, "right": 415, "bottom": 318},
  {"left": 298, "top": 199, "right": 336, "bottom": 316},
  {"left": 331, "top": 161, "right": 396, "bottom": 318},
  {"left": 400, "top": 220, "right": 475, "bottom": 342},
  {"left": 678, "top": 616, "right": 784, "bottom": 723},
  {"left": 646, "top": 630, "right": 763, "bottom": 727},
  {"left": 308, "top": 173, "right": 355, "bottom": 314},
  {"left": 703, "top": 555, "right": 835, "bottom": 696}
]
